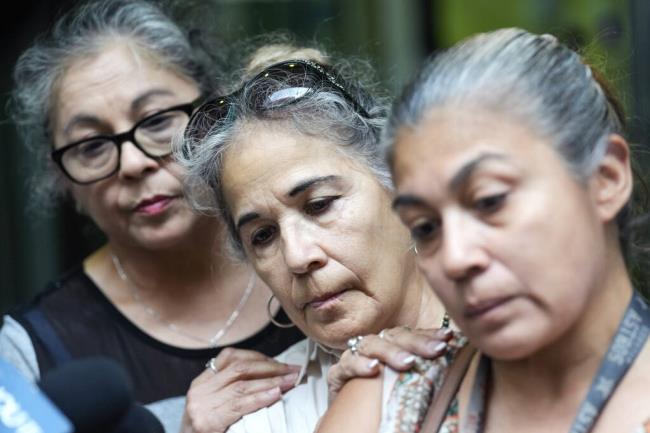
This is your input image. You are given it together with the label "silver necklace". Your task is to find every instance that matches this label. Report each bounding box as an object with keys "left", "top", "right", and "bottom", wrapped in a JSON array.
[{"left": 111, "top": 253, "right": 255, "bottom": 347}]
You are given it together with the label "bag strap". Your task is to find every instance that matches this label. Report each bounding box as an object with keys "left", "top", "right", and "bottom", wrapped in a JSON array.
[
  {"left": 420, "top": 344, "right": 478, "bottom": 433},
  {"left": 22, "top": 307, "right": 73, "bottom": 367}
]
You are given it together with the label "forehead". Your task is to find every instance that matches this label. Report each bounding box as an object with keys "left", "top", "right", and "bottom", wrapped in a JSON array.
[
  {"left": 393, "top": 107, "right": 550, "bottom": 189},
  {"left": 52, "top": 42, "right": 197, "bottom": 127},
  {"left": 221, "top": 123, "right": 364, "bottom": 205}
]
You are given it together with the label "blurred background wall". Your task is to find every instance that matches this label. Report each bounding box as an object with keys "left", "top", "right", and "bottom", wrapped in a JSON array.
[{"left": 0, "top": 0, "right": 644, "bottom": 313}]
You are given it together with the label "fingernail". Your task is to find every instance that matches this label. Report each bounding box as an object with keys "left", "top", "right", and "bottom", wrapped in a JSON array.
[
  {"left": 267, "top": 387, "right": 281, "bottom": 397},
  {"left": 367, "top": 359, "right": 379, "bottom": 370},
  {"left": 427, "top": 341, "right": 447, "bottom": 355},
  {"left": 436, "top": 328, "right": 453, "bottom": 338},
  {"left": 399, "top": 353, "right": 416, "bottom": 366}
]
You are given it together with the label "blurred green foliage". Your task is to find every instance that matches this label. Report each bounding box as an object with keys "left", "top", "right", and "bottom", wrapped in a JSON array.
[{"left": 436, "top": 0, "right": 631, "bottom": 112}]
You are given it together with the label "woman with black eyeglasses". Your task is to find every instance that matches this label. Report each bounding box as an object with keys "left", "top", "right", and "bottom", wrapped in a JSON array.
[
  {"left": 175, "top": 42, "right": 453, "bottom": 433},
  {"left": 1, "top": 1, "right": 306, "bottom": 431}
]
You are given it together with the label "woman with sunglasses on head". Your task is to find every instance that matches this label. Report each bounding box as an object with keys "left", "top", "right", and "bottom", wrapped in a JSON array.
[
  {"left": 176, "top": 43, "right": 454, "bottom": 433},
  {"left": 1, "top": 1, "right": 306, "bottom": 431},
  {"left": 318, "top": 28, "right": 650, "bottom": 433}
]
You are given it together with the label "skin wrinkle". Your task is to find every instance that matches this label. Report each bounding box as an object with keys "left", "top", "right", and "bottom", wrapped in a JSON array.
[
  {"left": 380, "top": 29, "right": 648, "bottom": 432},
  {"left": 221, "top": 122, "right": 437, "bottom": 350},
  {"left": 53, "top": 42, "right": 202, "bottom": 252},
  {"left": 393, "top": 108, "right": 607, "bottom": 361}
]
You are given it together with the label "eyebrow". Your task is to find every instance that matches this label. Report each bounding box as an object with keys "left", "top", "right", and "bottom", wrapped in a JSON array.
[
  {"left": 236, "top": 212, "right": 261, "bottom": 231},
  {"left": 235, "top": 175, "right": 341, "bottom": 231},
  {"left": 392, "top": 152, "right": 507, "bottom": 210},
  {"left": 130, "top": 89, "right": 176, "bottom": 113},
  {"left": 62, "top": 89, "right": 176, "bottom": 137},
  {"left": 288, "top": 175, "right": 340, "bottom": 197},
  {"left": 448, "top": 152, "right": 507, "bottom": 191},
  {"left": 392, "top": 194, "right": 427, "bottom": 210}
]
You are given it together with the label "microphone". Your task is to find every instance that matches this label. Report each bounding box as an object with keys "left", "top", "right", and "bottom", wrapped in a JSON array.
[
  {"left": 39, "top": 358, "right": 164, "bottom": 433},
  {"left": 112, "top": 404, "right": 164, "bottom": 433},
  {"left": 39, "top": 358, "right": 132, "bottom": 433}
]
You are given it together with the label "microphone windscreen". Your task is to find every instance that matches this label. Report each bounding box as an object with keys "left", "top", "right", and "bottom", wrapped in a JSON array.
[
  {"left": 112, "top": 404, "right": 164, "bottom": 433},
  {"left": 39, "top": 357, "right": 133, "bottom": 433}
]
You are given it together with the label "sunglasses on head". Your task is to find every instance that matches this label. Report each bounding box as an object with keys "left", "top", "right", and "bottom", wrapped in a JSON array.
[{"left": 184, "top": 59, "right": 371, "bottom": 143}]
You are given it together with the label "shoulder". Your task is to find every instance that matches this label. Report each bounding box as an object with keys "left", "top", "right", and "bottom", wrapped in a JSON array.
[
  {"left": 0, "top": 266, "right": 101, "bottom": 382},
  {"left": 380, "top": 333, "right": 470, "bottom": 432},
  {"left": 274, "top": 338, "right": 311, "bottom": 364},
  {"left": 229, "top": 339, "right": 332, "bottom": 433},
  {"left": 10, "top": 265, "right": 95, "bottom": 318},
  {"left": 8, "top": 265, "right": 109, "bottom": 345}
]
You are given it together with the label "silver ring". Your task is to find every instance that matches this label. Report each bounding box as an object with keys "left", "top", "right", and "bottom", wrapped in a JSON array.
[
  {"left": 346, "top": 335, "right": 364, "bottom": 356},
  {"left": 378, "top": 329, "right": 387, "bottom": 339},
  {"left": 205, "top": 357, "right": 218, "bottom": 374}
]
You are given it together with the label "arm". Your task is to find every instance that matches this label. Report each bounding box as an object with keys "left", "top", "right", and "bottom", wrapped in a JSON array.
[
  {"left": 321, "top": 349, "right": 459, "bottom": 433},
  {"left": 316, "top": 375, "right": 383, "bottom": 433},
  {"left": 0, "top": 315, "right": 40, "bottom": 381},
  {"left": 327, "top": 326, "right": 451, "bottom": 402}
]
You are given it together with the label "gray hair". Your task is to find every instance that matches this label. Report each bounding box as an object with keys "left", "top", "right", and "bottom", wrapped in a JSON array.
[
  {"left": 384, "top": 28, "right": 624, "bottom": 182},
  {"left": 383, "top": 28, "right": 650, "bottom": 292},
  {"left": 176, "top": 55, "right": 389, "bottom": 259},
  {"left": 10, "top": 0, "right": 219, "bottom": 212}
]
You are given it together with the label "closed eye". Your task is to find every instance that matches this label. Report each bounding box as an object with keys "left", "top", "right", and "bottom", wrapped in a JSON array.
[
  {"left": 474, "top": 193, "right": 507, "bottom": 214},
  {"left": 304, "top": 196, "right": 340, "bottom": 216},
  {"left": 410, "top": 218, "right": 440, "bottom": 242}
]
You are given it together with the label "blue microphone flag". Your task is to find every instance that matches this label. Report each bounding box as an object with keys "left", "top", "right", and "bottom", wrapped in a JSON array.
[{"left": 0, "top": 359, "right": 72, "bottom": 433}]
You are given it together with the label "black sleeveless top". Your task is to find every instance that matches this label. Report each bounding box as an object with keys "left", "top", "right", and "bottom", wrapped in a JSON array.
[{"left": 10, "top": 265, "right": 305, "bottom": 404}]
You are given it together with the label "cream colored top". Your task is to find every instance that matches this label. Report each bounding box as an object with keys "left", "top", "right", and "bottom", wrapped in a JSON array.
[{"left": 227, "top": 338, "right": 340, "bottom": 433}]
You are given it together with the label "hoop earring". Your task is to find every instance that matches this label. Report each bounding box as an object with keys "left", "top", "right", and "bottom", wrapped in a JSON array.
[{"left": 267, "top": 295, "right": 295, "bottom": 328}]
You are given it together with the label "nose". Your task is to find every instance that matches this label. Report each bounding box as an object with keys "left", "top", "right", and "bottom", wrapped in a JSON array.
[
  {"left": 118, "top": 141, "right": 159, "bottom": 180},
  {"left": 281, "top": 221, "right": 327, "bottom": 275},
  {"left": 439, "top": 212, "right": 489, "bottom": 282}
]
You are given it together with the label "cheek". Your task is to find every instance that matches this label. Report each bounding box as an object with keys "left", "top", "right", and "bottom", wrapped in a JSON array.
[
  {"left": 71, "top": 185, "right": 99, "bottom": 214},
  {"left": 254, "top": 259, "right": 295, "bottom": 308},
  {"left": 161, "top": 160, "right": 186, "bottom": 181},
  {"left": 503, "top": 196, "right": 602, "bottom": 302},
  {"left": 341, "top": 205, "right": 411, "bottom": 279},
  {"left": 72, "top": 184, "right": 119, "bottom": 226},
  {"left": 418, "top": 259, "right": 458, "bottom": 306}
]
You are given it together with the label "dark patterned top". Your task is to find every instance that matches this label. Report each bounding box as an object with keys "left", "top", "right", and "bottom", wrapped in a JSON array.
[{"left": 8, "top": 265, "right": 305, "bottom": 404}]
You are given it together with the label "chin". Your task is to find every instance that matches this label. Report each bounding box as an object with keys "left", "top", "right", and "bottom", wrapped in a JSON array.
[
  {"left": 309, "top": 317, "right": 378, "bottom": 351},
  {"left": 129, "top": 227, "right": 195, "bottom": 250},
  {"left": 133, "top": 216, "right": 206, "bottom": 248},
  {"left": 472, "top": 328, "right": 548, "bottom": 361}
]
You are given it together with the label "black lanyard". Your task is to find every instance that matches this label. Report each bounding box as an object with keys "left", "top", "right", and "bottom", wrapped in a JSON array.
[{"left": 464, "top": 291, "right": 650, "bottom": 433}]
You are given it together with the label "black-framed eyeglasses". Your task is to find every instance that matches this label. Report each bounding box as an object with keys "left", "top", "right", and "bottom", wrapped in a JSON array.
[
  {"left": 52, "top": 100, "right": 200, "bottom": 185},
  {"left": 184, "top": 59, "right": 371, "bottom": 143}
]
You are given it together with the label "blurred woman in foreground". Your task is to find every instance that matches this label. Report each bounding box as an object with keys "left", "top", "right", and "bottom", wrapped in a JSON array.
[{"left": 319, "top": 28, "right": 650, "bottom": 433}]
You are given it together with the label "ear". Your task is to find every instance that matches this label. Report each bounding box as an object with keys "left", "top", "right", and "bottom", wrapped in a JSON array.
[{"left": 589, "top": 134, "right": 632, "bottom": 223}]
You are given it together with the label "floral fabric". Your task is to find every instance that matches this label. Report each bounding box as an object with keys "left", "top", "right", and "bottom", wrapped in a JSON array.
[{"left": 379, "top": 334, "right": 466, "bottom": 433}]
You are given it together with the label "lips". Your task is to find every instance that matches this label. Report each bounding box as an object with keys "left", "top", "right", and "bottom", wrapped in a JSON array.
[
  {"left": 303, "top": 289, "right": 350, "bottom": 310},
  {"left": 133, "top": 195, "right": 178, "bottom": 215},
  {"left": 464, "top": 295, "right": 516, "bottom": 319}
]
